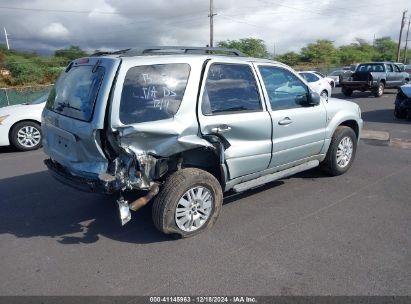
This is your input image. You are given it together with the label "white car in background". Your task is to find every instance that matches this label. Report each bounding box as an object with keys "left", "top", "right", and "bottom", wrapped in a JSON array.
[
  {"left": 298, "top": 71, "right": 332, "bottom": 101},
  {"left": 0, "top": 94, "right": 48, "bottom": 151},
  {"left": 309, "top": 71, "right": 336, "bottom": 88}
]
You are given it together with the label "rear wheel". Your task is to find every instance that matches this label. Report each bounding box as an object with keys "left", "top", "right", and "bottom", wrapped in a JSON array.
[
  {"left": 10, "top": 121, "right": 42, "bottom": 151},
  {"left": 321, "top": 126, "right": 357, "bottom": 176},
  {"left": 152, "top": 168, "right": 223, "bottom": 238},
  {"left": 374, "top": 82, "right": 384, "bottom": 97},
  {"left": 342, "top": 87, "right": 353, "bottom": 97}
]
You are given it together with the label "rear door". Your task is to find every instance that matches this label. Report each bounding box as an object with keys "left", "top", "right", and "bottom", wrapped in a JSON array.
[
  {"left": 385, "top": 63, "right": 396, "bottom": 87},
  {"left": 255, "top": 64, "right": 326, "bottom": 168},
  {"left": 393, "top": 64, "right": 404, "bottom": 86},
  {"left": 42, "top": 57, "right": 121, "bottom": 175},
  {"left": 198, "top": 60, "right": 272, "bottom": 179}
]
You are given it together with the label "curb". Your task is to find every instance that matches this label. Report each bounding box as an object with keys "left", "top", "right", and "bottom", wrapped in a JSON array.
[{"left": 360, "top": 130, "right": 390, "bottom": 142}]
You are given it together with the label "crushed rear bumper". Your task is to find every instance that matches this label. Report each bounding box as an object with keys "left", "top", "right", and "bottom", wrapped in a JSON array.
[{"left": 44, "top": 158, "right": 119, "bottom": 194}]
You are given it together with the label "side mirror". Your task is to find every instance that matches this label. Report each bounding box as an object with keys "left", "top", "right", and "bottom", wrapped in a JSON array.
[{"left": 308, "top": 92, "right": 321, "bottom": 106}]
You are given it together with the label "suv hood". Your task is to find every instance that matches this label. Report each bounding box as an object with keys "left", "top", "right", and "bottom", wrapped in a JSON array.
[{"left": 400, "top": 84, "right": 411, "bottom": 97}]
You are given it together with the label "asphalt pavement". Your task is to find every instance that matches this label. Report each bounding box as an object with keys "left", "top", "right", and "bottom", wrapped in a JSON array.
[{"left": 0, "top": 88, "right": 410, "bottom": 296}]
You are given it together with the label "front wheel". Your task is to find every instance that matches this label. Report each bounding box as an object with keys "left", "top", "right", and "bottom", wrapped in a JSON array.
[
  {"left": 321, "top": 126, "right": 357, "bottom": 176},
  {"left": 341, "top": 87, "right": 353, "bottom": 97},
  {"left": 10, "top": 121, "right": 42, "bottom": 151},
  {"left": 394, "top": 105, "right": 407, "bottom": 119},
  {"left": 374, "top": 82, "right": 384, "bottom": 97},
  {"left": 152, "top": 168, "right": 223, "bottom": 238}
]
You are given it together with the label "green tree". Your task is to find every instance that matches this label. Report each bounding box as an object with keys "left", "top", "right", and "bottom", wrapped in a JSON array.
[
  {"left": 372, "top": 37, "right": 397, "bottom": 61},
  {"left": 300, "top": 39, "right": 338, "bottom": 65},
  {"left": 217, "top": 38, "right": 269, "bottom": 58},
  {"left": 54, "top": 45, "right": 87, "bottom": 61},
  {"left": 338, "top": 40, "right": 376, "bottom": 65},
  {"left": 276, "top": 51, "right": 301, "bottom": 66}
]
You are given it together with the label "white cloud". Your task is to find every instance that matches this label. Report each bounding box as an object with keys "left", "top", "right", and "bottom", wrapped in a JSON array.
[
  {"left": 40, "top": 22, "right": 70, "bottom": 40},
  {"left": 0, "top": 0, "right": 410, "bottom": 54}
]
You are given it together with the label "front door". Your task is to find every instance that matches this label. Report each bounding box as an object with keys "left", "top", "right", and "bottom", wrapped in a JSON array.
[
  {"left": 255, "top": 64, "right": 327, "bottom": 168},
  {"left": 198, "top": 61, "right": 272, "bottom": 179}
]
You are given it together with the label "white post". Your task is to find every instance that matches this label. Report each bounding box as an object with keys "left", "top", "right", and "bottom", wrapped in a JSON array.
[
  {"left": 4, "top": 27, "right": 10, "bottom": 50},
  {"left": 4, "top": 89, "right": 10, "bottom": 106}
]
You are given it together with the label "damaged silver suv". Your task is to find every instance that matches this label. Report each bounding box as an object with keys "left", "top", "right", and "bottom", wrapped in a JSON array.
[{"left": 42, "top": 47, "right": 363, "bottom": 238}]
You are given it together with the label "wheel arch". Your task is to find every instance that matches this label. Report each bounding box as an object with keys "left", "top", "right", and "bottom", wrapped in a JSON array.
[
  {"left": 179, "top": 147, "right": 223, "bottom": 186},
  {"left": 338, "top": 119, "right": 359, "bottom": 140}
]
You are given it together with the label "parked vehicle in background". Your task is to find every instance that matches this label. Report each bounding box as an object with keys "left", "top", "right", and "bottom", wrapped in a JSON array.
[
  {"left": 404, "top": 64, "right": 411, "bottom": 77},
  {"left": 328, "top": 70, "right": 352, "bottom": 87},
  {"left": 340, "top": 62, "right": 410, "bottom": 97},
  {"left": 394, "top": 84, "right": 411, "bottom": 119},
  {"left": 42, "top": 47, "right": 362, "bottom": 238},
  {"left": 0, "top": 93, "right": 48, "bottom": 151},
  {"left": 298, "top": 71, "right": 332, "bottom": 100}
]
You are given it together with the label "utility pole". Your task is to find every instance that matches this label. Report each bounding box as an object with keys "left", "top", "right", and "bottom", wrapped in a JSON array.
[
  {"left": 396, "top": 10, "right": 407, "bottom": 62},
  {"left": 208, "top": 0, "right": 216, "bottom": 47},
  {"left": 3, "top": 27, "right": 10, "bottom": 50},
  {"left": 404, "top": 17, "right": 410, "bottom": 64}
]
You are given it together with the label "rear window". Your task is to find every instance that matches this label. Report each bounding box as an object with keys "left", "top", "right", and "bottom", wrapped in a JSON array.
[
  {"left": 357, "top": 64, "right": 385, "bottom": 72},
  {"left": 120, "top": 63, "right": 190, "bottom": 124},
  {"left": 46, "top": 65, "right": 105, "bottom": 121}
]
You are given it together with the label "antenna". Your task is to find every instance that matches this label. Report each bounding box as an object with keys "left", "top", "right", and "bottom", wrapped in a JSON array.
[{"left": 4, "top": 27, "right": 10, "bottom": 50}]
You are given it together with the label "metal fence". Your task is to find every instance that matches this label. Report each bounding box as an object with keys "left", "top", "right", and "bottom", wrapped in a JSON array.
[{"left": 0, "top": 84, "right": 53, "bottom": 108}]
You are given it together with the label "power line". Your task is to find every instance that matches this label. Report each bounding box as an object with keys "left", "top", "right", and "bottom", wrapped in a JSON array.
[{"left": 0, "top": 5, "right": 121, "bottom": 15}]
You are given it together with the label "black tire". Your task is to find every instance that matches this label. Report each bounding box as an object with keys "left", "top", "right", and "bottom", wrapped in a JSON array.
[
  {"left": 342, "top": 87, "right": 353, "bottom": 97},
  {"left": 321, "top": 126, "right": 357, "bottom": 176},
  {"left": 394, "top": 106, "right": 407, "bottom": 119},
  {"left": 10, "top": 121, "right": 42, "bottom": 151},
  {"left": 330, "top": 81, "right": 335, "bottom": 88},
  {"left": 374, "top": 82, "right": 384, "bottom": 97},
  {"left": 152, "top": 168, "right": 223, "bottom": 238}
]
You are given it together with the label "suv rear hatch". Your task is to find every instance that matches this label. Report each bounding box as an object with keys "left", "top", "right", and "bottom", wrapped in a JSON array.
[{"left": 42, "top": 57, "right": 121, "bottom": 179}]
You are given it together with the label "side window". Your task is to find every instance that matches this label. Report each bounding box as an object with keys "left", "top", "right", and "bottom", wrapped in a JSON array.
[
  {"left": 259, "top": 66, "right": 309, "bottom": 110},
  {"left": 394, "top": 65, "right": 401, "bottom": 72},
  {"left": 386, "top": 64, "right": 393, "bottom": 72},
  {"left": 202, "top": 63, "right": 262, "bottom": 115},
  {"left": 120, "top": 63, "right": 190, "bottom": 124}
]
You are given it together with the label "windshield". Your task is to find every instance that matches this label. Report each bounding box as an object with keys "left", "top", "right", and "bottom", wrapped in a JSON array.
[{"left": 45, "top": 65, "right": 105, "bottom": 121}]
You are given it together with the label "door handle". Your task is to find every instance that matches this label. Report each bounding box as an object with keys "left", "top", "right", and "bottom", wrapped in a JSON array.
[
  {"left": 211, "top": 124, "right": 231, "bottom": 133},
  {"left": 278, "top": 117, "right": 293, "bottom": 125}
]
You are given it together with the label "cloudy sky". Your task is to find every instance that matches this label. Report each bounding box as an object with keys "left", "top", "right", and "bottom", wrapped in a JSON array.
[{"left": 1, "top": 0, "right": 411, "bottom": 55}]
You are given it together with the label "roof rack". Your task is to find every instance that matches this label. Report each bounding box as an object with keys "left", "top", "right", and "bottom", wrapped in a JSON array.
[
  {"left": 91, "top": 46, "right": 246, "bottom": 57},
  {"left": 90, "top": 48, "right": 131, "bottom": 57},
  {"left": 122, "top": 46, "right": 246, "bottom": 57}
]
